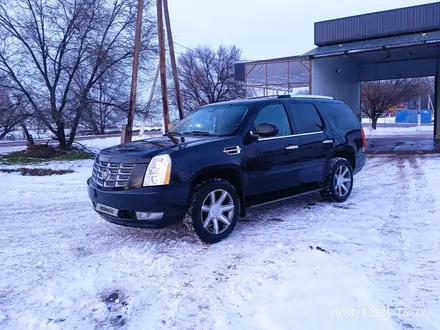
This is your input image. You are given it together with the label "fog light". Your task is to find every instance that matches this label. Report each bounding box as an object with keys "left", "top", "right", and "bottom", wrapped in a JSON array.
[{"left": 136, "top": 212, "right": 163, "bottom": 220}]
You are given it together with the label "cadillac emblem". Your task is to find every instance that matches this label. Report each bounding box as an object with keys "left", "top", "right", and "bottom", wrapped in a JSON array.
[{"left": 102, "top": 168, "right": 109, "bottom": 180}]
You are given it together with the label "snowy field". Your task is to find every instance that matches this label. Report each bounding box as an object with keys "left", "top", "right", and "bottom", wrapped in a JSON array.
[
  {"left": 362, "top": 117, "right": 398, "bottom": 124},
  {"left": 361, "top": 117, "right": 434, "bottom": 137},
  {"left": 0, "top": 125, "right": 162, "bottom": 143},
  {"left": 363, "top": 125, "right": 434, "bottom": 137},
  {"left": 1, "top": 140, "right": 440, "bottom": 329},
  {"left": 361, "top": 117, "right": 434, "bottom": 125}
]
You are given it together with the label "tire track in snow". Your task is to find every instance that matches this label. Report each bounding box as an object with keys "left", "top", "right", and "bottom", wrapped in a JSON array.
[
  {"left": 382, "top": 156, "right": 408, "bottom": 238},
  {"left": 374, "top": 156, "right": 440, "bottom": 330},
  {"left": 149, "top": 195, "right": 328, "bottom": 329},
  {"left": 375, "top": 157, "right": 409, "bottom": 318},
  {"left": 404, "top": 156, "right": 440, "bottom": 327},
  {"left": 385, "top": 156, "right": 416, "bottom": 327}
]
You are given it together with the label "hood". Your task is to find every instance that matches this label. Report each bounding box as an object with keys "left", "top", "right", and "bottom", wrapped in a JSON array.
[{"left": 97, "top": 135, "right": 224, "bottom": 163}]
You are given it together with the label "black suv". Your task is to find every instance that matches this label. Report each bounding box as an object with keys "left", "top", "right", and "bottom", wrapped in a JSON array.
[{"left": 87, "top": 95, "right": 366, "bottom": 243}]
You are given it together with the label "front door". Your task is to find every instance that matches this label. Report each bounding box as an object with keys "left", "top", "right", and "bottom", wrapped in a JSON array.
[{"left": 243, "top": 103, "right": 302, "bottom": 195}]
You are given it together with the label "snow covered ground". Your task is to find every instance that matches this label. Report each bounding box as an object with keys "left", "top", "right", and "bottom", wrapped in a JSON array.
[
  {"left": 0, "top": 126, "right": 162, "bottom": 145},
  {"left": 1, "top": 144, "right": 440, "bottom": 329},
  {"left": 363, "top": 125, "right": 434, "bottom": 138},
  {"left": 362, "top": 117, "right": 397, "bottom": 124}
]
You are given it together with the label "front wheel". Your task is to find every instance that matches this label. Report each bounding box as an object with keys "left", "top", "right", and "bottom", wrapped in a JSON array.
[
  {"left": 185, "top": 179, "right": 240, "bottom": 243},
  {"left": 320, "top": 157, "right": 354, "bottom": 203}
]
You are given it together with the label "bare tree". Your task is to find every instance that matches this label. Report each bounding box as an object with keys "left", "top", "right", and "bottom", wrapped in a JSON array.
[
  {"left": 0, "top": 0, "right": 156, "bottom": 150},
  {"left": 408, "top": 77, "right": 435, "bottom": 110},
  {"left": 0, "top": 94, "right": 21, "bottom": 140},
  {"left": 177, "top": 45, "right": 245, "bottom": 113},
  {"left": 80, "top": 70, "right": 130, "bottom": 135},
  {"left": 0, "top": 80, "right": 31, "bottom": 141},
  {"left": 361, "top": 79, "right": 422, "bottom": 129}
]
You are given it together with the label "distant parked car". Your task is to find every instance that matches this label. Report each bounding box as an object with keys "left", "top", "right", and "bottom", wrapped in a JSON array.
[{"left": 87, "top": 95, "right": 367, "bottom": 243}]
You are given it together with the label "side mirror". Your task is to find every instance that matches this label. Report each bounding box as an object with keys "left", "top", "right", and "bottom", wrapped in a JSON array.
[{"left": 253, "top": 123, "right": 279, "bottom": 138}]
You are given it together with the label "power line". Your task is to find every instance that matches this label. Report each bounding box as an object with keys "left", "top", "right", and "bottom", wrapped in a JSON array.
[{"left": 173, "top": 41, "right": 192, "bottom": 51}]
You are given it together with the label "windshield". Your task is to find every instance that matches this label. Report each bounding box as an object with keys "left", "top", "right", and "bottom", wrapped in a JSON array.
[{"left": 169, "top": 103, "right": 248, "bottom": 136}]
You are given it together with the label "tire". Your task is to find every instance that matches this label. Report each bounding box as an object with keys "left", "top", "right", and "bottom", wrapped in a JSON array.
[
  {"left": 184, "top": 178, "right": 240, "bottom": 244},
  {"left": 320, "top": 157, "right": 354, "bottom": 203}
]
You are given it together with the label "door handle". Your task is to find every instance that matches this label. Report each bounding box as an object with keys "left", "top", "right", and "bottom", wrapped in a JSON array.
[
  {"left": 286, "top": 145, "right": 299, "bottom": 150},
  {"left": 323, "top": 139, "right": 334, "bottom": 144}
]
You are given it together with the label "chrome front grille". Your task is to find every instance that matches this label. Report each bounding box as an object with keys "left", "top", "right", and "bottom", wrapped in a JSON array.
[{"left": 92, "top": 160, "right": 135, "bottom": 188}]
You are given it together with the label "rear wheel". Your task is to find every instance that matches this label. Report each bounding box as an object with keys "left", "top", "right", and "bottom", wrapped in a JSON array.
[
  {"left": 320, "top": 157, "right": 353, "bottom": 203},
  {"left": 185, "top": 179, "right": 240, "bottom": 243}
]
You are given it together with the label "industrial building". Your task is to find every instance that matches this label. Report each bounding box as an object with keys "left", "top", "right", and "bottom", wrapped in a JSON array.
[{"left": 234, "top": 2, "right": 440, "bottom": 140}]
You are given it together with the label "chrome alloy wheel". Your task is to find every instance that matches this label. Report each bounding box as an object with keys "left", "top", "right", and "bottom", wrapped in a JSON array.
[
  {"left": 334, "top": 165, "right": 352, "bottom": 197},
  {"left": 201, "top": 189, "right": 235, "bottom": 235}
]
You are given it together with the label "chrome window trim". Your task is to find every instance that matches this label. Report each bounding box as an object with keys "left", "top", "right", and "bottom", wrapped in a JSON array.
[{"left": 258, "top": 131, "right": 324, "bottom": 141}]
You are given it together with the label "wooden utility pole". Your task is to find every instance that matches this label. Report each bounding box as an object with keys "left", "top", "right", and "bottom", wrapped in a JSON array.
[
  {"left": 162, "top": 0, "right": 184, "bottom": 120},
  {"left": 124, "top": 0, "right": 144, "bottom": 143},
  {"left": 139, "top": 64, "right": 160, "bottom": 137},
  {"left": 156, "top": 0, "right": 170, "bottom": 133},
  {"left": 149, "top": 64, "right": 160, "bottom": 106}
]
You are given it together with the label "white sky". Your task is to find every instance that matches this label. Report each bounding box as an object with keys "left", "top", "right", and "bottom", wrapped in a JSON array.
[{"left": 167, "top": 0, "right": 439, "bottom": 61}]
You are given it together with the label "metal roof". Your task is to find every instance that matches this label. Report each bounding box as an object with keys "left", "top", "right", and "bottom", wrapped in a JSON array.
[
  {"left": 237, "top": 55, "right": 311, "bottom": 65},
  {"left": 236, "top": 30, "right": 440, "bottom": 67},
  {"left": 304, "top": 30, "right": 440, "bottom": 57},
  {"left": 314, "top": 2, "right": 440, "bottom": 46}
]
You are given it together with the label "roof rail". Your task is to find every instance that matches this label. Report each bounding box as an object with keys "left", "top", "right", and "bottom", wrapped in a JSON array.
[
  {"left": 291, "top": 95, "right": 335, "bottom": 99},
  {"left": 247, "top": 95, "right": 290, "bottom": 100},
  {"left": 247, "top": 94, "right": 336, "bottom": 100}
]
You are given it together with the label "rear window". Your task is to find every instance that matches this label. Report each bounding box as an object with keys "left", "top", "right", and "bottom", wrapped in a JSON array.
[
  {"left": 318, "top": 102, "right": 360, "bottom": 130},
  {"left": 288, "top": 102, "right": 324, "bottom": 134}
]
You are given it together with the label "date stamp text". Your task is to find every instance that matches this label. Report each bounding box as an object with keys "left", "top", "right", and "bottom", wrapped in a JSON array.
[{"left": 329, "top": 308, "right": 426, "bottom": 318}]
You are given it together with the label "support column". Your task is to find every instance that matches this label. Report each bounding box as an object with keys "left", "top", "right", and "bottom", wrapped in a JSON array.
[
  {"left": 312, "top": 57, "right": 361, "bottom": 118},
  {"left": 435, "top": 58, "right": 440, "bottom": 141}
]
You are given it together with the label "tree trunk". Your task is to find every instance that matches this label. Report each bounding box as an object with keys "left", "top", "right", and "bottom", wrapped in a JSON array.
[
  {"left": 20, "top": 123, "right": 35, "bottom": 147},
  {"left": 56, "top": 124, "right": 68, "bottom": 150},
  {"left": 371, "top": 117, "right": 378, "bottom": 130},
  {"left": 0, "top": 130, "right": 10, "bottom": 141},
  {"left": 67, "top": 108, "right": 82, "bottom": 149},
  {"left": 52, "top": 108, "right": 68, "bottom": 150}
]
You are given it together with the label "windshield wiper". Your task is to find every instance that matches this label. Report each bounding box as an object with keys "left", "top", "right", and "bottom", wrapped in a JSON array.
[
  {"left": 165, "top": 131, "right": 182, "bottom": 136},
  {"left": 184, "top": 130, "right": 213, "bottom": 136}
]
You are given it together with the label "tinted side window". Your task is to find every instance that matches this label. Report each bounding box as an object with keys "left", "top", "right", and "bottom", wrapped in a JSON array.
[
  {"left": 288, "top": 102, "right": 324, "bottom": 134},
  {"left": 253, "top": 104, "right": 292, "bottom": 137},
  {"left": 318, "top": 102, "right": 360, "bottom": 130}
]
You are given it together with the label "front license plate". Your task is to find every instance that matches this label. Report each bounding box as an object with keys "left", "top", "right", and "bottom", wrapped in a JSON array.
[{"left": 95, "top": 203, "right": 119, "bottom": 217}]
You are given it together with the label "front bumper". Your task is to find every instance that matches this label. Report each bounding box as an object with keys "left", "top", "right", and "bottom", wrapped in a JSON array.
[{"left": 87, "top": 178, "right": 190, "bottom": 228}]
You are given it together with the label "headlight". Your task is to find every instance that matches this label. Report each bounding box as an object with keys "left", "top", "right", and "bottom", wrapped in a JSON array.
[{"left": 143, "top": 154, "right": 171, "bottom": 186}]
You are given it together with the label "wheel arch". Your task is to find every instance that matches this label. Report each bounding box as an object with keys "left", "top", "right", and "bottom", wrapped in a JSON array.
[
  {"left": 189, "top": 165, "right": 246, "bottom": 217},
  {"left": 331, "top": 146, "right": 356, "bottom": 170}
]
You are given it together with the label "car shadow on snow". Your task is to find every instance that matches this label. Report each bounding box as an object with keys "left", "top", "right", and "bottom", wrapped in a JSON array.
[
  {"left": 240, "top": 191, "right": 323, "bottom": 224},
  {"left": 101, "top": 191, "right": 328, "bottom": 246}
]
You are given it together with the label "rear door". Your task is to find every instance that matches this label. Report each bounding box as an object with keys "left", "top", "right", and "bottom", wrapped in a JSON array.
[
  {"left": 315, "top": 100, "right": 365, "bottom": 154},
  {"left": 286, "top": 101, "right": 334, "bottom": 184},
  {"left": 243, "top": 102, "right": 302, "bottom": 195}
]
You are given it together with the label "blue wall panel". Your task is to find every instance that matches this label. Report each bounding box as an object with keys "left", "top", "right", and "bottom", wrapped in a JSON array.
[{"left": 395, "top": 110, "right": 433, "bottom": 123}]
